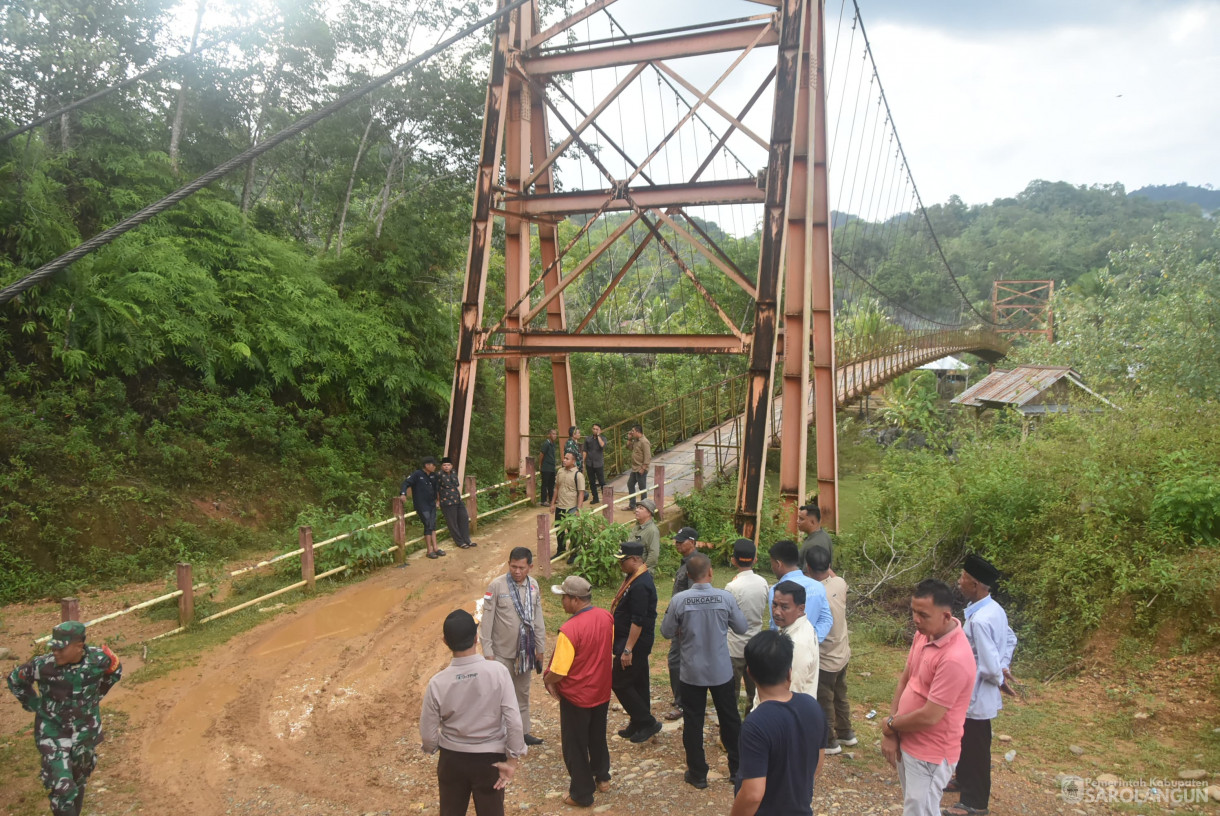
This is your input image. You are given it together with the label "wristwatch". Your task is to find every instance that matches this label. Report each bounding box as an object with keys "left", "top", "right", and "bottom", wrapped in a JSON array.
[
  {"left": 622, "top": 648, "right": 632, "bottom": 654},
  {"left": 886, "top": 715, "right": 896, "bottom": 733}
]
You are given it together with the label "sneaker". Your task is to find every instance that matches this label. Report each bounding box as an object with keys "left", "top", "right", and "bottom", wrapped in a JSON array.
[
  {"left": 838, "top": 733, "right": 858, "bottom": 747},
  {"left": 683, "top": 770, "right": 708, "bottom": 790},
  {"left": 824, "top": 743, "right": 842, "bottom": 755},
  {"left": 617, "top": 725, "right": 639, "bottom": 739},
  {"left": 629, "top": 721, "right": 662, "bottom": 744},
  {"left": 524, "top": 734, "right": 544, "bottom": 746},
  {"left": 663, "top": 708, "right": 684, "bottom": 721}
]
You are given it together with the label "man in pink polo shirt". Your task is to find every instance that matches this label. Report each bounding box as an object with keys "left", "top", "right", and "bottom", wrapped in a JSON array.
[{"left": 880, "top": 579, "right": 976, "bottom": 816}]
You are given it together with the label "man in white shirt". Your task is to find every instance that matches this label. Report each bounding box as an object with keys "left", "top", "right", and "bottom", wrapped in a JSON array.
[
  {"left": 421, "top": 609, "right": 526, "bottom": 816},
  {"left": 726, "top": 538, "right": 769, "bottom": 714},
  {"left": 945, "top": 555, "right": 1016, "bottom": 816},
  {"left": 755, "top": 580, "right": 819, "bottom": 707}
]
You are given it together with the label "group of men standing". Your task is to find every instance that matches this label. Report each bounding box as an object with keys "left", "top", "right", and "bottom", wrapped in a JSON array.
[
  {"left": 400, "top": 456, "right": 479, "bottom": 558},
  {"left": 538, "top": 423, "right": 651, "bottom": 510}
]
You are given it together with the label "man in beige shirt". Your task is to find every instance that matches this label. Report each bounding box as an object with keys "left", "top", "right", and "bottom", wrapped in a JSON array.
[
  {"left": 422, "top": 609, "right": 526, "bottom": 816},
  {"left": 551, "top": 451, "right": 585, "bottom": 560},
  {"left": 807, "top": 547, "right": 855, "bottom": 756},
  {"left": 480, "top": 548, "right": 547, "bottom": 746},
  {"left": 626, "top": 424, "right": 651, "bottom": 510}
]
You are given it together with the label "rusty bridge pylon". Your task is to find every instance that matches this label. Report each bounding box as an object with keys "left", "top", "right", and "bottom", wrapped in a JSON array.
[
  {"left": 991, "top": 280, "right": 1054, "bottom": 342},
  {"left": 444, "top": 0, "right": 839, "bottom": 539}
]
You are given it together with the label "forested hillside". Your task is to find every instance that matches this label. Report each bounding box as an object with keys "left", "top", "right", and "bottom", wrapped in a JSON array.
[{"left": 1, "top": 0, "right": 1217, "bottom": 608}]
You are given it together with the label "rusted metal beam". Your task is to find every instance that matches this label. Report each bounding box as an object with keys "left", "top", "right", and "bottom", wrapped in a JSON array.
[
  {"left": 651, "top": 208, "right": 756, "bottom": 297},
  {"left": 688, "top": 67, "right": 776, "bottom": 184},
  {"left": 777, "top": 2, "right": 813, "bottom": 534},
  {"left": 526, "top": 0, "right": 620, "bottom": 50},
  {"left": 445, "top": 5, "right": 516, "bottom": 483},
  {"left": 520, "top": 22, "right": 778, "bottom": 75},
  {"left": 653, "top": 61, "right": 770, "bottom": 149},
  {"left": 735, "top": 0, "right": 807, "bottom": 541},
  {"left": 502, "top": 53, "right": 532, "bottom": 478},
  {"left": 511, "top": 178, "right": 764, "bottom": 214},
  {"left": 479, "top": 333, "right": 746, "bottom": 356},
  {"left": 809, "top": 0, "right": 839, "bottom": 532}
]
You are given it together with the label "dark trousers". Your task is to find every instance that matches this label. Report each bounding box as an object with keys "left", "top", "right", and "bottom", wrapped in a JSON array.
[
  {"left": 554, "top": 507, "right": 575, "bottom": 554},
  {"left": 441, "top": 503, "right": 473, "bottom": 547},
  {"left": 667, "top": 640, "right": 682, "bottom": 708},
  {"left": 626, "top": 470, "right": 647, "bottom": 508},
  {"left": 958, "top": 717, "right": 992, "bottom": 809},
  {"left": 437, "top": 747, "right": 505, "bottom": 816},
  {"left": 559, "top": 697, "right": 611, "bottom": 805},
  {"left": 680, "top": 680, "right": 741, "bottom": 779},
  {"left": 540, "top": 471, "right": 556, "bottom": 504},
  {"left": 729, "top": 656, "right": 756, "bottom": 716},
  {"left": 611, "top": 654, "right": 656, "bottom": 730},
  {"left": 586, "top": 465, "right": 605, "bottom": 504},
  {"left": 815, "top": 664, "right": 854, "bottom": 746}
]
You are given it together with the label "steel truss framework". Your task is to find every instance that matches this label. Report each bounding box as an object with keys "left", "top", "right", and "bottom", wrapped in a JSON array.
[
  {"left": 991, "top": 280, "right": 1054, "bottom": 342},
  {"left": 444, "top": 0, "right": 839, "bottom": 538}
]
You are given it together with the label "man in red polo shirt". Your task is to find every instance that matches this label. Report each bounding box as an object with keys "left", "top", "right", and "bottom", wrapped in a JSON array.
[
  {"left": 545, "top": 575, "right": 615, "bottom": 808},
  {"left": 880, "top": 579, "right": 976, "bottom": 816}
]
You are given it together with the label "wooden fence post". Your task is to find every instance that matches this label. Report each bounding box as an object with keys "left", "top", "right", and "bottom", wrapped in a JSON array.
[
  {"left": 176, "top": 564, "right": 193, "bottom": 628},
  {"left": 602, "top": 486, "right": 615, "bottom": 523},
  {"left": 694, "top": 449, "right": 704, "bottom": 491},
  {"left": 393, "top": 495, "right": 407, "bottom": 564},
  {"left": 536, "top": 513, "right": 552, "bottom": 577},
  {"left": 300, "top": 526, "right": 315, "bottom": 590},
  {"left": 61, "top": 597, "right": 80, "bottom": 623},
  {"left": 653, "top": 464, "right": 665, "bottom": 513},
  {"left": 525, "top": 456, "right": 537, "bottom": 503},
  {"left": 465, "top": 475, "right": 478, "bottom": 534}
]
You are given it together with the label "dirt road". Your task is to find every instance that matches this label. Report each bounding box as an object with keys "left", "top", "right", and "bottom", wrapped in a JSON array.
[{"left": 2, "top": 505, "right": 1146, "bottom": 816}]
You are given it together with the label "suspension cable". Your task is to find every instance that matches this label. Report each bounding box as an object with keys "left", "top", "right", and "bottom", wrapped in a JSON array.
[
  {"left": 849, "top": 0, "right": 992, "bottom": 326},
  {"left": 0, "top": 0, "right": 531, "bottom": 307}
]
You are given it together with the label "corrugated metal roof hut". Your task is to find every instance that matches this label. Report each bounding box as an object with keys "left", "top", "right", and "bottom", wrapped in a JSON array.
[{"left": 951, "top": 365, "right": 1116, "bottom": 415}]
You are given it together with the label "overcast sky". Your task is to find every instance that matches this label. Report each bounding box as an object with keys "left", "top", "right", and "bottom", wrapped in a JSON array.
[{"left": 850, "top": 0, "right": 1220, "bottom": 205}]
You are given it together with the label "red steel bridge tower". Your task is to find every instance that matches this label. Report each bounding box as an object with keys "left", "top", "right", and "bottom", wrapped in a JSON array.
[{"left": 444, "top": 0, "right": 838, "bottom": 539}]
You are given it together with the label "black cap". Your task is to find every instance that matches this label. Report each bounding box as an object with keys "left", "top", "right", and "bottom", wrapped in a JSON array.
[
  {"left": 963, "top": 553, "right": 1000, "bottom": 587},
  {"left": 732, "top": 538, "right": 756, "bottom": 563},
  {"left": 674, "top": 527, "right": 698, "bottom": 543},
  {"left": 442, "top": 609, "right": 478, "bottom": 648},
  {"left": 616, "top": 540, "right": 646, "bottom": 560},
  {"left": 441, "top": 456, "right": 453, "bottom": 465}
]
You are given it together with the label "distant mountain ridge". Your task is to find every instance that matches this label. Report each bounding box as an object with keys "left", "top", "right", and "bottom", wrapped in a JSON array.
[{"left": 1129, "top": 183, "right": 1220, "bottom": 212}]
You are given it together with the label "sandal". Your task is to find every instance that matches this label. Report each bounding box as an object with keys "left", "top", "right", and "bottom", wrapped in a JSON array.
[
  {"left": 436, "top": 549, "right": 447, "bottom": 556},
  {"left": 426, "top": 551, "right": 439, "bottom": 559},
  {"left": 943, "top": 778, "right": 960, "bottom": 793}
]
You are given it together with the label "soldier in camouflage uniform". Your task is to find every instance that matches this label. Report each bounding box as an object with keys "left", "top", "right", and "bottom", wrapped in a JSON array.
[{"left": 6, "top": 621, "right": 122, "bottom": 816}]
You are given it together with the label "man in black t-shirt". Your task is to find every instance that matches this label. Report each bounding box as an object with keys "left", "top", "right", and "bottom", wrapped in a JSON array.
[
  {"left": 731, "top": 630, "right": 826, "bottom": 816},
  {"left": 610, "top": 541, "right": 661, "bottom": 743}
]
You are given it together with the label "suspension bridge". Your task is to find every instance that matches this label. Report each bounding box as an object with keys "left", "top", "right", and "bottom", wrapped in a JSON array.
[{"left": 0, "top": 0, "right": 1029, "bottom": 542}]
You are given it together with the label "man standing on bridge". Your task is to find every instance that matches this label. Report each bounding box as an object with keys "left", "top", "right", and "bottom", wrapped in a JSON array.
[
  {"left": 401, "top": 456, "right": 443, "bottom": 559},
  {"left": 539, "top": 428, "right": 559, "bottom": 506},
  {"left": 551, "top": 451, "right": 585, "bottom": 560},
  {"left": 626, "top": 424, "right": 651, "bottom": 510},
  {"left": 7, "top": 621, "right": 123, "bottom": 816},
  {"left": 422, "top": 609, "right": 525, "bottom": 816},
  {"left": 583, "top": 423, "right": 607, "bottom": 505},
  {"left": 480, "top": 548, "right": 547, "bottom": 747}
]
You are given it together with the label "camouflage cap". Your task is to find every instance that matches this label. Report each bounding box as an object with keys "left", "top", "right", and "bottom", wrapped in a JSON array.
[{"left": 48, "top": 621, "right": 86, "bottom": 650}]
